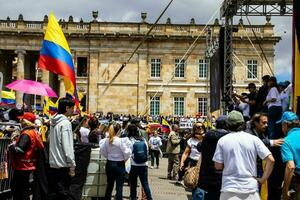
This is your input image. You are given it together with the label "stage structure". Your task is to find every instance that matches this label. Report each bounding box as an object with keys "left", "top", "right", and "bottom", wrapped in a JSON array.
[{"left": 220, "top": 0, "right": 293, "bottom": 112}]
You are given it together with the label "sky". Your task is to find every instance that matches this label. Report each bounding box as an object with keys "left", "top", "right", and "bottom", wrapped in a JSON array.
[{"left": 0, "top": 0, "right": 293, "bottom": 82}]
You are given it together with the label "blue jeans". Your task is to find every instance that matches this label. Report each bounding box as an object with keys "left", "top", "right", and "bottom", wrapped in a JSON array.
[
  {"left": 192, "top": 187, "right": 206, "bottom": 200},
  {"left": 105, "top": 160, "right": 126, "bottom": 200},
  {"left": 129, "top": 165, "right": 153, "bottom": 200}
]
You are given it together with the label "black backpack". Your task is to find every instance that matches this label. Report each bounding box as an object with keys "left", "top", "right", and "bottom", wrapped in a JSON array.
[{"left": 132, "top": 139, "right": 148, "bottom": 164}]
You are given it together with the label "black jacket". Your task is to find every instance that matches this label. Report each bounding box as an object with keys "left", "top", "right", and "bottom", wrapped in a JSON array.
[{"left": 197, "top": 129, "right": 228, "bottom": 190}]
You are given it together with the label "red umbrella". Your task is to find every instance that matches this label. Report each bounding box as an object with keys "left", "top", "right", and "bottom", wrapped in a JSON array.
[{"left": 6, "top": 79, "right": 58, "bottom": 98}]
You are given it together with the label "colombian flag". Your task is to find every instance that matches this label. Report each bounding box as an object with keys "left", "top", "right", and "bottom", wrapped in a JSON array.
[
  {"left": 38, "top": 13, "right": 79, "bottom": 106},
  {"left": 161, "top": 118, "right": 171, "bottom": 133},
  {"left": 1, "top": 90, "right": 16, "bottom": 104},
  {"left": 293, "top": 0, "right": 300, "bottom": 111}
]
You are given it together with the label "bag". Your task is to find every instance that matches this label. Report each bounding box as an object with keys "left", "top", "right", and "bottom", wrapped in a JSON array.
[
  {"left": 125, "top": 159, "right": 131, "bottom": 173},
  {"left": 132, "top": 139, "right": 148, "bottom": 164},
  {"left": 159, "top": 148, "right": 163, "bottom": 158},
  {"left": 184, "top": 159, "right": 201, "bottom": 188}
]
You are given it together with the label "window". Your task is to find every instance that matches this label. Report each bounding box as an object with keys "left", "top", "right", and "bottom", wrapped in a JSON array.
[
  {"left": 199, "top": 59, "right": 209, "bottom": 79},
  {"left": 150, "top": 96, "right": 160, "bottom": 115},
  {"left": 198, "top": 98, "right": 208, "bottom": 116},
  {"left": 175, "top": 59, "right": 185, "bottom": 78},
  {"left": 174, "top": 97, "right": 185, "bottom": 116},
  {"left": 247, "top": 60, "right": 258, "bottom": 79},
  {"left": 150, "top": 59, "right": 161, "bottom": 78},
  {"left": 77, "top": 57, "right": 88, "bottom": 77}
]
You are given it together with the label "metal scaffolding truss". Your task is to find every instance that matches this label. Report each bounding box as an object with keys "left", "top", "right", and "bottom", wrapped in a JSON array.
[
  {"left": 220, "top": 0, "right": 293, "bottom": 113},
  {"left": 221, "top": 0, "right": 293, "bottom": 17},
  {"left": 236, "top": 3, "right": 293, "bottom": 16}
]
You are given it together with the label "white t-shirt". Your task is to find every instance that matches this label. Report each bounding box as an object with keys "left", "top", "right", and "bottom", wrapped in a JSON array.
[
  {"left": 149, "top": 136, "right": 162, "bottom": 151},
  {"left": 213, "top": 131, "right": 271, "bottom": 194},
  {"left": 279, "top": 91, "right": 289, "bottom": 112},
  {"left": 238, "top": 100, "right": 250, "bottom": 118},
  {"left": 285, "top": 84, "right": 293, "bottom": 110},
  {"left": 266, "top": 87, "right": 281, "bottom": 108},
  {"left": 80, "top": 127, "right": 90, "bottom": 143},
  {"left": 187, "top": 137, "right": 201, "bottom": 161}
]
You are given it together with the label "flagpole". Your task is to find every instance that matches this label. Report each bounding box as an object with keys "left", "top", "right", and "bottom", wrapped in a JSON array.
[{"left": 34, "top": 63, "right": 38, "bottom": 112}]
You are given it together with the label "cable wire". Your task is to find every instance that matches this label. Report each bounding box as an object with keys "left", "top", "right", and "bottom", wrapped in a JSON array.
[
  {"left": 243, "top": 15, "right": 274, "bottom": 76},
  {"left": 139, "top": 2, "right": 223, "bottom": 115},
  {"left": 101, "top": 0, "right": 174, "bottom": 95}
]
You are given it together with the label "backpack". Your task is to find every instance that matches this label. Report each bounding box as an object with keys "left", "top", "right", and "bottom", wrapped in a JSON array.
[{"left": 132, "top": 139, "right": 148, "bottom": 164}]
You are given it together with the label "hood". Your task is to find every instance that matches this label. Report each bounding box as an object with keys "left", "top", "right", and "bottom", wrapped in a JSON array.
[{"left": 50, "top": 114, "right": 69, "bottom": 127}]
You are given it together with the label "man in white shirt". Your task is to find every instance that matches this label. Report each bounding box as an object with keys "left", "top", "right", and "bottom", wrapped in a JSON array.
[
  {"left": 237, "top": 93, "right": 250, "bottom": 121},
  {"left": 278, "top": 82, "right": 289, "bottom": 112},
  {"left": 213, "top": 110, "right": 275, "bottom": 200},
  {"left": 149, "top": 131, "right": 162, "bottom": 169}
]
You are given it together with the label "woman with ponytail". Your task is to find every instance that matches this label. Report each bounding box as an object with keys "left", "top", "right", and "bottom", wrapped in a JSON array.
[{"left": 100, "top": 122, "right": 132, "bottom": 200}]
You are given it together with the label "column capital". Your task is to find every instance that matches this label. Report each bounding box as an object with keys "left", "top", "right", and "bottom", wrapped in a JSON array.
[{"left": 14, "top": 49, "right": 26, "bottom": 55}]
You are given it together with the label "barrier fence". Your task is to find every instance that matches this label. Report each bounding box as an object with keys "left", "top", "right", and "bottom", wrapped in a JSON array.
[{"left": 0, "top": 138, "right": 13, "bottom": 199}]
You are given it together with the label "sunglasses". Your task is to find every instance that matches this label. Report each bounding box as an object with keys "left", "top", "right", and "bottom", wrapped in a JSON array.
[{"left": 195, "top": 125, "right": 204, "bottom": 129}]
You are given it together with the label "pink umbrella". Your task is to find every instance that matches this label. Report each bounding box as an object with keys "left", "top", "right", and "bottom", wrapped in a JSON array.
[{"left": 6, "top": 79, "right": 58, "bottom": 98}]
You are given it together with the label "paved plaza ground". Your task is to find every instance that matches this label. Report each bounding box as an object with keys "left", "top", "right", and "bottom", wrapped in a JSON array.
[{"left": 122, "top": 157, "right": 192, "bottom": 200}]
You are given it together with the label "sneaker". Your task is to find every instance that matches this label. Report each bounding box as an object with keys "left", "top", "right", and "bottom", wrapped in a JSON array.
[
  {"left": 179, "top": 181, "right": 184, "bottom": 186},
  {"left": 149, "top": 166, "right": 154, "bottom": 169},
  {"left": 175, "top": 180, "right": 184, "bottom": 186},
  {"left": 156, "top": 166, "right": 159, "bottom": 169}
]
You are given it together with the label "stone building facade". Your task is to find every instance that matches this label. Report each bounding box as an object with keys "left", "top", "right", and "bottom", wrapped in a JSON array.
[{"left": 0, "top": 13, "right": 280, "bottom": 116}]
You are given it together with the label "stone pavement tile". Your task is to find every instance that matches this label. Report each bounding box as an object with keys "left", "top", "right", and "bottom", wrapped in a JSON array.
[{"left": 123, "top": 158, "right": 192, "bottom": 200}]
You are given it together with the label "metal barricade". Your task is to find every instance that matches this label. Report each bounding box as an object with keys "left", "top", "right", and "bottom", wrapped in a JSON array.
[
  {"left": 0, "top": 122, "right": 21, "bottom": 199},
  {"left": 0, "top": 138, "right": 12, "bottom": 198}
]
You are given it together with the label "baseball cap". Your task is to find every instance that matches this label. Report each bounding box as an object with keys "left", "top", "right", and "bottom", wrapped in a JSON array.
[
  {"left": 216, "top": 115, "right": 228, "bottom": 124},
  {"left": 17, "top": 112, "right": 36, "bottom": 123},
  {"left": 277, "top": 111, "right": 299, "bottom": 124},
  {"left": 227, "top": 111, "right": 244, "bottom": 125},
  {"left": 246, "top": 83, "right": 256, "bottom": 89}
]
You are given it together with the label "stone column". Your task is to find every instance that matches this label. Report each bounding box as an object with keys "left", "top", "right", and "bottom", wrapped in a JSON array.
[
  {"left": 59, "top": 77, "right": 65, "bottom": 97},
  {"left": 14, "top": 49, "right": 26, "bottom": 104},
  {"left": 41, "top": 70, "right": 50, "bottom": 85},
  {"left": 88, "top": 51, "right": 99, "bottom": 113}
]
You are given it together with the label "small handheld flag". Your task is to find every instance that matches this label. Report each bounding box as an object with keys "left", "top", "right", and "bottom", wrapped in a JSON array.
[{"left": 1, "top": 90, "right": 16, "bottom": 104}]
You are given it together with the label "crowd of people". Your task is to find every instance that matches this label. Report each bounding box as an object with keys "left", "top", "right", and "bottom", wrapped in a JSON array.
[{"left": 0, "top": 75, "right": 299, "bottom": 200}]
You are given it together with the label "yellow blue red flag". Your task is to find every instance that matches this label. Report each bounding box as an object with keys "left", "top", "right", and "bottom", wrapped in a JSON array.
[
  {"left": 162, "top": 118, "right": 171, "bottom": 133},
  {"left": 1, "top": 90, "right": 15, "bottom": 104},
  {"left": 293, "top": 0, "right": 300, "bottom": 111},
  {"left": 38, "top": 13, "right": 79, "bottom": 106}
]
